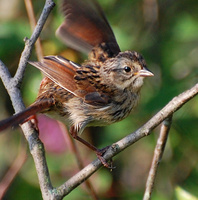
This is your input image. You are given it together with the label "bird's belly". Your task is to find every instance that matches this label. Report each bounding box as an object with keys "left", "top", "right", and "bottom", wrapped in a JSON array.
[
  {"left": 67, "top": 97, "right": 137, "bottom": 127},
  {"left": 47, "top": 92, "right": 139, "bottom": 133}
]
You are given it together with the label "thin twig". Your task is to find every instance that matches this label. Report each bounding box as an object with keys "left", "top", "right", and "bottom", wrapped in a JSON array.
[
  {"left": 143, "top": 116, "right": 172, "bottom": 200},
  {"left": 24, "top": 0, "right": 43, "bottom": 61},
  {"left": 14, "top": 0, "right": 55, "bottom": 87},
  {"left": 69, "top": 137, "right": 99, "bottom": 200},
  {"left": 0, "top": 141, "right": 27, "bottom": 199},
  {"left": 59, "top": 121, "right": 98, "bottom": 199}
]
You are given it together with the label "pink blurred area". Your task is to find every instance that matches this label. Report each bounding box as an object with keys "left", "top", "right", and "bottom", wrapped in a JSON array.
[{"left": 37, "top": 114, "right": 72, "bottom": 154}]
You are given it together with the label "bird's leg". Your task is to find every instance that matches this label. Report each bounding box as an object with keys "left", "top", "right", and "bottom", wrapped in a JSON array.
[{"left": 70, "top": 126, "right": 112, "bottom": 168}]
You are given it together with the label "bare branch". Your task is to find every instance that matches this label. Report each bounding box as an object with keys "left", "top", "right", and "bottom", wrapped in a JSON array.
[
  {"left": 24, "top": 0, "right": 44, "bottom": 61},
  {"left": 0, "top": 142, "right": 27, "bottom": 199},
  {"left": 111, "top": 83, "right": 198, "bottom": 153},
  {"left": 0, "top": 0, "right": 197, "bottom": 198},
  {"left": 14, "top": 0, "right": 55, "bottom": 86},
  {"left": 26, "top": 125, "right": 54, "bottom": 199},
  {"left": 0, "top": 60, "right": 25, "bottom": 113},
  {"left": 143, "top": 116, "right": 172, "bottom": 200},
  {"left": 55, "top": 83, "right": 198, "bottom": 198},
  {"left": 69, "top": 138, "right": 99, "bottom": 200},
  {"left": 0, "top": 60, "right": 12, "bottom": 89},
  {"left": 0, "top": 1, "right": 56, "bottom": 199}
]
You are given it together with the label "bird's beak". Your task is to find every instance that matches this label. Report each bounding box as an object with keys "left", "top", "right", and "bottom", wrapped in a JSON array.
[{"left": 134, "top": 68, "right": 154, "bottom": 77}]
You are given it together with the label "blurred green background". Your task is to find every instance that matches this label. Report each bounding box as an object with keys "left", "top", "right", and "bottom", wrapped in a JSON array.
[{"left": 0, "top": 0, "right": 198, "bottom": 199}]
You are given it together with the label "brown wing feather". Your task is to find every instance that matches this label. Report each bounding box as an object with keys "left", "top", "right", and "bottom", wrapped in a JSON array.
[
  {"left": 29, "top": 56, "right": 110, "bottom": 105},
  {"left": 74, "top": 64, "right": 111, "bottom": 105},
  {"left": 56, "top": 0, "right": 120, "bottom": 56},
  {"left": 29, "top": 56, "right": 80, "bottom": 96}
]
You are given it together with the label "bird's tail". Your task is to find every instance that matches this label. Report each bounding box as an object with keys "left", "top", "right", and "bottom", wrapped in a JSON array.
[{"left": 0, "top": 98, "right": 54, "bottom": 131}]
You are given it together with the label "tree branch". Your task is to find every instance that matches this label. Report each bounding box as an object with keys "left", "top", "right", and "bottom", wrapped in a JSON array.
[
  {"left": 14, "top": 0, "right": 55, "bottom": 86},
  {"left": 143, "top": 116, "right": 172, "bottom": 200},
  {"left": 55, "top": 83, "right": 198, "bottom": 198},
  {"left": 0, "top": 0, "right": 197, "bottom": 198},
  {"left": 24, "top": 0, "right": 44, "bottom": 61},
  {"left": 0, "top": 0, "right": 55, "bottom": 199},
  {"left": 0, "top": 141, "right": 27, "bottom": 199}
]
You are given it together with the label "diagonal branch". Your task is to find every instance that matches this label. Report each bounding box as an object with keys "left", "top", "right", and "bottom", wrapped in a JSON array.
[
  {"left": 0, "top": 0, "right": 197, "bottom": 199},
  {"left": 0, "top": 141, "right": 27, "bottom": 199},
  {"left": 55, "top": 83, "right": 198, "bottom": 198},
  {"left": 14, "top": 0, "right": 55, "bottom": 87}
]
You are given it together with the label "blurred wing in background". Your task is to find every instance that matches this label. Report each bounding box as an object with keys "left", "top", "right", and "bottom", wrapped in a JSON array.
[{"left": 56, "top": 0, "right": 120, "bottom": 56}]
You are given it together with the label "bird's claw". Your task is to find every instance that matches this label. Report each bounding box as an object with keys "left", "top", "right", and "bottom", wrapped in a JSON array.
[{"left": 96, "top": 146, "right": 116, "bottom": 169}]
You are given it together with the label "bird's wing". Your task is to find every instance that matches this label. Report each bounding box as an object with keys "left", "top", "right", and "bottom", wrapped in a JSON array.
[
  {"left": 29, "top": 56, "right": 80, "bottom": 96},
  {"left": 29, "top": 56, "right": 110, "bottom": 105},
  {"left": 56, "top": 0, "right": 120, "bottom": 56}
]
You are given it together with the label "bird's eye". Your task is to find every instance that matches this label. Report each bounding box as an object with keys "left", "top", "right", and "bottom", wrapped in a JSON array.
[{"left": 124, "top": 66, "right": 131, "bottom": 73}]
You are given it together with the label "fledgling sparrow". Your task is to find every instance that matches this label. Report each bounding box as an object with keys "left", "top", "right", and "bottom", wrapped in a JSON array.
[{"left": 0, "top": 0, "right": 153, "bottom": 167}]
